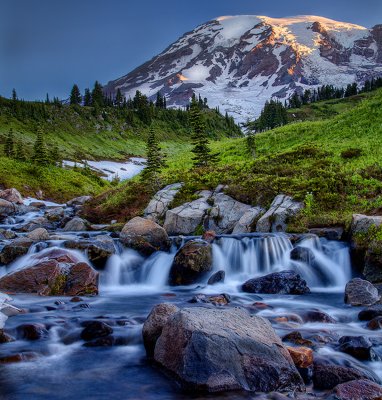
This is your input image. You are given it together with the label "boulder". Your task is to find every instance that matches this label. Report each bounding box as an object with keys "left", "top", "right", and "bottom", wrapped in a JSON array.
[
  {"left": 205, "top": 193, "right": 253, "bottom": 234},
  {"left": 0, "top": 238, "right": 33, "bottom": 265},
  {"left": 256, "top": 195, "right": 303, "bottom": 233},
  {"left": 367, "top": 317, "right": 382, "bottom": 330},
  {"left": 0, "top": 199, "right": 17, "bottom": 218},
  {"left": 351, "top": 214, "right": 382, "bottom": 235},
  {"left": 232, "top": 206, "right": 265, "bottom": 234},
  {"left": 21, "top": 217, "right": 51, "bottom": 232},
  {"left": 282, "top": 331, "right": 314, "bottom": 348},
  {"left": 287, "top": 346, "right": 314, "bottom": 368},
  {"left": 144, "top": 183, "right": 183, "bottom": 223},
  {"left": 27, "top": 228, "right": 50, "bottom": 241},
  {"left": 153, "top": 307, "right": 304, "bottom": 393},
  {"left": 207, "top": 270, "right": 226, "bottom": 285},
  {"left": 0, "top": 248, "right": 98, "bottom": 296},
  {"left": 364, "top": 240, "right": 382, "bottom": 283},
  {"left": 142, "top": 303, "right": 179, "bottom": 357},
  {"left": 344, "top": 278, "right": 380, "bottom": 306},
  {"left": 290, "top": 246, "right": 315, "bottom": 264},
  {"left": 16, "top": 323, "right": 48, "bottom": 340},
  {"left": 302, "top": 310, "right": 336, "bottom": 324},
  {"left": 66, "top": 196, "right": 92, "bottom": 207},
  {"left": 0, "top": 188, "right": 23, "bottom": 205},
  {"left": 169, "top": 240, "right": 212, "bottom": 285},
  {"left": 359, "top": 305, "right": 382, "bottom": 323},
  {"left": 45, "top": 207, "right": 65, "bottom": 222},
  {"left": 308, "top": 227, "right": 344, "bottom": 241},
  {"left": 120, "top": 217, "right": 170, "bottom": 255},
  {"left": 242, "top": 270, "right": 310, "bottom": 295},
  {"left": 338, "top": 336, "right": 379, "bottom": 361},
  {"left": 163, "top": 191, "right": 212, "bottom": 235},
  {"left": 63, "top": 217, "right": 88, "bottom": 232},
  {"left": 189, "top": 293, "right": 231, "bottom": 305},
  {"left": 332, "top": 379, "right": 382, "bottom": 400},
  {"left": 81, "top": 321, "right": 113, "bottom": 341}
]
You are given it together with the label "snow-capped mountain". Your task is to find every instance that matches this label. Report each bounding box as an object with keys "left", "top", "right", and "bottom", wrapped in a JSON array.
[{"left": 104, "top": 15, "right": 382, "bottom": 121}]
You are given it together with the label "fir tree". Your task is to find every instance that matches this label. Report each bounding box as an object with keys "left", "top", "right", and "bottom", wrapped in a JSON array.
[
  {"left": 189, "top": 98, "right": 217, "bottom": 167},
  {"left": 45, "top": 93, "right": 50, "bottom": 104},
  {"left": 246, "top": 133, "right": 256, "bottom": 158},
  {"left": 70, "top": 84, "right": 82, "bottom": 105},
  {"left": 50, "top": 144, "right": 61, "bottom": 166},
  {"left": 15, "top": 143, "right": 26, "bottom": 161},
  {"left": 4, "top": 128, "right": 15, "bottom": 158},
  {"left": 12, "top": 89, "right": 17, "bottom": 101},
  {"left": 91, "top": 81, "right": 104, "bottom": 107},
  {"left": 115, "top": 88, "right": 124, "bottom": 108},
  {"left": 83, "top": 88, "right": 92, "bottom": 106},
  {"left": 32, "top": 128, "right": 49, "bottom": 165}
]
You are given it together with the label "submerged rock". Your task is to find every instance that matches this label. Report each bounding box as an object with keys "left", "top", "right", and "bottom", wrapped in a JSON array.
[
  {"left": 16, "top": 323, "right": 48, "bottom": 340},
  {"left": 344, "top": 278, "right": 380, "bottom": 306},
  {"left": 242, "top": 270, "right": 310, "bottom": 295},
  {"left": 290, "top": 246, "right": 315, "bottom": 264},
  {"left": 189, "top": 293, "right": 231, "bottom": 305},
  {"left": 169, "top": 240, "right": 212, "bottom": 285},
  {"left": 207, "top": 270, "right": 225, "bottom": 285},
  {"left": 367, "top": 317, "right": 382, "bottom": 330},
  {"left": 332, "top": 379, "right": 382, "bottom": 400},
  {"left": 81, "top": 321, "right": 113, "bottom": 341},
  {"left": 120, "top": 216, "right": 170, "bottom": 255},
  {"left": 152, "top": 307, "right": 304, "bottom": 393},
  {"left": 358, "top": 305, "right": 382, "bottom": 321}
]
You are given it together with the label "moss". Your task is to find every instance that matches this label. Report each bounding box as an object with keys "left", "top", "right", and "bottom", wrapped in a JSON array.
[{"left": 49, "top": 274, "right": 67, "bottom": 295}]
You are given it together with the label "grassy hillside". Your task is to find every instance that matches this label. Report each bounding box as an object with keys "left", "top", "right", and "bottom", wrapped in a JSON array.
[{"left": 84, "top": 88, "right": 382, "bottom": 231}]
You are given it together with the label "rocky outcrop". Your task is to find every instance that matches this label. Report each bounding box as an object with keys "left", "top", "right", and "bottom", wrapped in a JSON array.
[
  {"left": 0, "top": 189, "right": 23, "bottom": 205},
  {"left": 163, "top": 191, "right": 211, "bottom": 235},
  {"left": 0, "top": 248, "right": 98, "bottom": 296},
  {"left": 242, "top": 270, "right": 310, "bottom": 295},
  {"left": 232, "top": 206, "right": 265, "bottom": 234},
  {"left": 169, "top": 240, "right": 212, "bottom": 285},
  {"left": 344, "top": 278, "right": 380, "bottom": 306},
  {"left": 144, "top": 183, "right": 183, "bottom": 223},
  {"left": 120, "top": 217, "right": 170, "bottom": 255},
  {"left": 151, "top": 306, "right": 304, "bottom": 393},
  {"left": 256, "top": 195, "right": 303, "bottom": 232}
]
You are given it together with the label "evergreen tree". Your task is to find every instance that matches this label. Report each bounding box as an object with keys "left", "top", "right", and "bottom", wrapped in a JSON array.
[
  {"left": 91, "top": 81, "right": 104, "bottom": 107},
  {"left": 70, "top": 84, "right": 82, "bottom": 105},
  {"left": 83, "top": 88, "right": 92, "bottom": 106},
  {"left": 4, "top": 128, "right": 15, "bottom": 158},
  {"left": 15, "top": 142, "right": 26, "bottom": 161},
  {"left": 246, "top": 133, "right": 256, "bottom": 158},
  {"left": 50, "top": 144, "right": 61, "bottom": 166},
  {"left": 12, "top": 89, "right": 17, "bottom": 101},
  {"left": 32, "top": 128, "right": 49, "bottom": 165},
  {"left": 115, "top": 88, "right": 124, "bottom": 108},
  {"left": 45, "top": 93, "right": 50, "bottom": 104},
  {"left": 189, "top": 98, "right": 217, "bottom": 167}
]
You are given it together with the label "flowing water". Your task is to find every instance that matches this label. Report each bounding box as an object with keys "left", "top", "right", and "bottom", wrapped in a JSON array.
[{"left": 0, "top": 217, "right": 381, "bottom": 399}]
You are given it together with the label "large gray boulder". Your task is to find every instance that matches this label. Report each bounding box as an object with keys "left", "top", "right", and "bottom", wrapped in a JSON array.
[
  {"left": 256, "top": 195, "right": 303, "bottom": 232},
  {"left": 152, "top": 307, "right": 304, "bottom": 393},
  {"left": 144, "top": 183, "right": 183, "bottom": 223},
  {"left": 345, "top": 278, "right": 380, "bottom": 306},
  {"left": 163, "top": 191, "right": 212, "bottom": 235},
  {"left": 232, "top": 206, "right": 265, "bottom": 234},
  {"left": 0, "top": 188, "right": 23, "bottom": 205},
  {"left": 205, "top": 193, "right": 253, "bottom": 234},
  {"left": 351, "top": 214, "right": 382, "bottom": 235},
  {"left": 63, "top": 217, "right": 88, "bottom": 232}
]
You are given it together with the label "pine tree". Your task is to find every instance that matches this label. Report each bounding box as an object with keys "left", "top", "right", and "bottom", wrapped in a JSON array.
[
  {"left": 32, "top": 128, "right": 49, "bottom": 165},
  {"left": 189, "top": 98, "right": 217, "bottom": 167},
  {"left": 141, "top": 126, "right": 166, "bottom": 188},
  {"left": 91, "top": 81, "right": 104, "bottom": 107},
  {"left": 15, "top": 143, "right": 26, "bottom": 161},
  {"left": 4, "top": 128, "right": 15, "bottom": 158},
  {"left": 12, "top": 89, "right": 17, "bottom": 101},
  {"left": 70, "top": 84, "right": 82, "bottom": 105},
  {"left": 115, "top": 88, "right": 124, "bottom": 108},
  {"left": 83, "top": 88, "right": 92, "bottom": 106}
]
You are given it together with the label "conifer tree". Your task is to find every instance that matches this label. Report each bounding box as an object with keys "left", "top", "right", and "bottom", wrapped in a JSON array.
[
  {"left": 15, "top": 143, "right": 26, "bottom": 161},
  {"left": 115, "top": 88, "right": 124, "bottom": 108},
  {"left": 70, "top": 84, "right": 82, "bottom": 105},
  {"left": 32, "top": 128, "right": 49, "bottom": 165},
  {"left": 12, "top": 89, "right": 17, "bottom": 101},
  {"left": 83, "top": 88, "right": 92, "bottom": 106},
  {"left": 91, "top": 81, "right": 104, "bottom": 107},
  {"left": 189, "top": 98, "right": 217, "bottom": 167},
  {"left": 50, "top": 144, "right": 61, "bottom": 166},
  {"left": 4, "top": 128, "right": 15, "bottom": 158}
]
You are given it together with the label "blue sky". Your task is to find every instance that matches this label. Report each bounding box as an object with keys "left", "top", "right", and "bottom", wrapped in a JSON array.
[{"left": 1, "top": 0, "right": 381, "bottom": 100}]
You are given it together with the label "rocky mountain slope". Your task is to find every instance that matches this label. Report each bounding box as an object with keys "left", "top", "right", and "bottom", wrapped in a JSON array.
[{"left": 104, "top": 15, "right": 382, "bottom": 121}]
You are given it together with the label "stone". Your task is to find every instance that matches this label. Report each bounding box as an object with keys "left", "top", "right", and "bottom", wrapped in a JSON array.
[
  {"left": 207, "top": 270, "right": 225, "bottom": 285},
  {"left": 153, "top": 307, "right": 304, "bottom": 393},
  {"left": 358, "top": 305, "right": 382, "bottom": 321},
  {"left": 232, "top": 206, "right": 265, "bottom": 234},
  {"left": 282, "top": 331, "right": 314, "bottom": 348},
  {"left": 202, "top": 230, "right": 216, "bottom": 242},
  {"left": 338, "top": 336, "right": 379, "bottom": 361},
  {"left": 163, "top": 191, "right": 212, "bottom": 235},
  {"left": 0, "top": 199, "right": 17, "bottom": 218},
  {"left": 80, "top": 321, "right": 113, "bottom": 341},
  {"left": 302, "top": 310, "right": 336, "bottom": 324},
  {"left": 351, "top": 214, "right": 382, "bottom": 235},
  {"left": 142, "top": 303, "right": 179, "bottom": 357},
  {"left": 0, "top": 330, "right": 15, "bottom": 343},
  {"left": 16, "top": 323, "right": 48, "bottom": 340},
  {"left": 189, "top": 293, "right": 231, "bottom": 305},
  {"left": 0, "top": 188, "right": 23, "bottom": 205},
  {"left": 83, "top": 335, "right": 115, "bottom": 347},
  {"left": 144, "top": 183, "right": 183, "bottom": 223},
  {"left": 242, "top": 270, "right": 310, "bottom": 295},
  {"left": 205, "top": 193, "right": 253, "bottom": 234},
  {"left": 286, "top": 346, "right": 314, "bottom": 368},
  {"left": 63, "top": 217, "right": 88, "bottom": 232},
  {"left": 290, "top": 246, "right": 315, "bottom": 264},
  {"left": 364, "top": 240, "right": 382, "bottom": 283},
  {"left": 345, "top": 278, "right": 380, "bottom": 306},
  {"left": 27, "top": 228, "right": 50, "bottom": 241},
  {"left": 21, "top": 217, "right": 51, "bottom": 232},
  {"left": 332, "top": 379, "right": 382, "bottom": 400},
  {"left": 367, "top": 317, "right": 382, "bottom": 330},
  {"left": 308, "top": 227, "right": 344, "bottom": 241},
  {"left": 256, "top": 195, "right": 303, "bottom": 232},
  {"left": 67, "top": 196, "right": 92, "bottom": 207},
  {"left": 120, "top": 216, "right": 170, "bottom": 255},
  {"left": 0, "top": 248, "right": 98, "bottom": 296},
  {"left": 45, "top": 207, "right": 65, "bottom": 222},
  {"left": 0, "top": 238, "right": 33, "bottom": 265},
  {"left": 169, "top": 240, "right": 212, "bottom": 285}
]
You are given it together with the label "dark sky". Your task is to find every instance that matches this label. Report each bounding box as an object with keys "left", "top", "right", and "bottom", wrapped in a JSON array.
[{"left": 1, "top": 0, "right": 381, "bottom": 100}]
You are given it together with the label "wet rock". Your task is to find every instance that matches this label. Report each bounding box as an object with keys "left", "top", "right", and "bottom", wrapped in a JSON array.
[
  {"left": 63, "top": 217, "right": 88, "bottom": 232},
  {"left": 144, "top": 183, "right": 183, "bottom": 223},
  {"left": 364, "top": 240, "right": 382, "bottom": 284},
  {"left": 0, "top": 329, "right": 15, "bottom": 343},
  {"left": 189, "top": 293, "right": 231, "bottom": 305},
  {"left": 80, "top": 321, "right": 113, "bottom": 341},
  {"left": 242, "top": 270, "right": 310, "bottom": 295},
  {"left": 27, "top": 228, "right": 50, "bottom": 241},
  {"left": 83, "top": 335, "right": 115, "bottom": 347},
  {"left": 0, "top": 238, "right": 33, "bottom": 265},
  {"left": 207, "top": 270, "right": 225, "bottom": 285},
  {"left": 205, "top": 193, "right": 253, "bottom": 234},
  {"left": 308, "top": 227, "right": 344, "bottom": 241},
  {"left": 287, "top": 346, "right": 313, "bottom": 368},
  {"left": 163, "top": 191, "right": 212, "bottom": 235},
  {"left": 120, "top": 216, "right": 170, "bottom": 256},
  {"left": 16, "top": 323, "right": 48, "bottom": 340},
  {"left": 169, "top": 240, "right": 212, "bottom": 285},
  {"left": 0, "top": 188, "right": 23, "bottom": 205},
  {"left": 332, "top": 379, "right": 382, "bottom": 400},
  {"left": 256, "top": 195, "right": 303, "bottom": 233},
  {"left": 0, "top": 352, "right": 38, "bottom": 364},
  {"left": 282, "top": 332, "right": 314, "bottom": 347},
  {"left": 0, "top": 248, "right": 99, "bottom": 296},
  {"left": 202, "top": 230, "right": 216, "bottom": 243},
  {"left": 358, "top": 305, "right": 382, "bottom": 321},
  {"left": 367, "top": 317, "right": 382, "bottom": 330},
  {"left": 153, "top": 307, "right": 304, "bottom": 393},
  {"left": 70, "top": 296, "right": 83, "bottom": 303},
  {"left": 0, "top": 304, "right": 24, "bottom": 317},
  {"left": 302, "top": 310, "right": 336, "bottom": 324},
  {"left": 21, "top": 216, "right": 51, "bottom": 232},
  {"left": 72, "top": 303, "right": 90, "bottom": 310},
  {"left": 0, "top": 199, "right": 17, "bottom": 218},
  {"left": 1, "top": 229, "right": 17, "bottom": 240},
  {"left": 345, "top": 278, "right": 380, "bottom": 306},
  {"left": 67, "top": 196, "right": 92, "bottom": 207},
  {"left": 290, "top": 246, "right": 315, "bottom": 264},
  {"left": 45, "top": 207, "right": 65, "bottom": 222},
  {"left": 232, "top": 206, "right": 265, "bottom": 234},
  {"left": 272, "top": 314, "right": 304, "bottom": 325},
  {"left": 338, "top": 336, "right": 380, "bottom": 361},
  {"left": 142, "top": 303, "right": 179, "bottom": 357}
]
